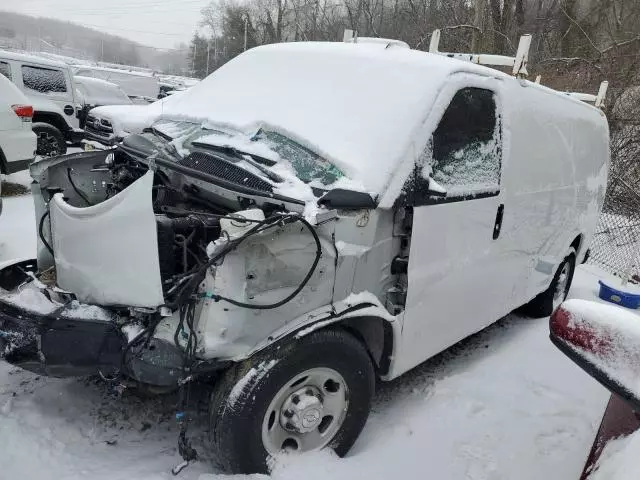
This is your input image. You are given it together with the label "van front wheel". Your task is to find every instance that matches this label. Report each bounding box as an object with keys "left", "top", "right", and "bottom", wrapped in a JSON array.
[
  {"left": 521, "top": 250, "right": 576, "bottom": 318},
  {"left": 209, "top": 329, "right": 375, "bottom": 474}
]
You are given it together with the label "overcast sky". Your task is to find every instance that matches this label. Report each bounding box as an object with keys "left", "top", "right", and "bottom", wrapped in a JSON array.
[{"left": 5, "top": 0, "right": 211, "bottom": 49}]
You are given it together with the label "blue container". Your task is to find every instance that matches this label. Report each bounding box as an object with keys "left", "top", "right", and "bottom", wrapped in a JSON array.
[{"left": 598, "top": 280, "right": 640, "bottom": 309}]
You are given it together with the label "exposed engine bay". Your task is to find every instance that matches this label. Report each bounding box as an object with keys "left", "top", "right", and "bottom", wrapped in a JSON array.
[{"left": 0, "top": 132, "right": 403, "bottom": 392}]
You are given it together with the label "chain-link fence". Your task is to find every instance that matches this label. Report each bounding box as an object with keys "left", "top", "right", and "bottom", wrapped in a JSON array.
[{"left": 588, "top": 175, "right": 640, "bottom": 279}]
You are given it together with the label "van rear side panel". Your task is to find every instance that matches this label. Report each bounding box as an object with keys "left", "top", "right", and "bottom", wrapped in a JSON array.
[{"left": 500, "top": 80, "right": 609, "bottom": 305}]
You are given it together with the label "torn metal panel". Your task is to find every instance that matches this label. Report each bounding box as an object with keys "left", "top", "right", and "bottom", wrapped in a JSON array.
[{"left": 50, "top": 170, "right": 164, "bottom": 307}]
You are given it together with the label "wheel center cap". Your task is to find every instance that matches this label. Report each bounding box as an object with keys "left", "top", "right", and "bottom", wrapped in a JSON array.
[
  {"left": 301, "top": 408, "right": 321, "bottom": 428},
  {"left": 280, "top": 386, "right": 324, "bottom": 433}
]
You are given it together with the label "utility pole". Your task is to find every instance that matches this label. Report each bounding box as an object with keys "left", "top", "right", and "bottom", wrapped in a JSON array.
[
  {"left": 193, "top": 42, "right": 197, "bottom": 75},
  {"left": 101, "top": 38, "right": 104, "bottom": 61},
  {"left": 206, "top": 41, "right": 211, "bottom": 76},
  {"left": 243, "top": 16, "right": 248, "bottom": 51}
]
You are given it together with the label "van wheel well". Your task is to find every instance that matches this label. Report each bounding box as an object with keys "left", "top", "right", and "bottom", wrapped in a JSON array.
[
  {"left": 32, "top": 111, "right": 70, "bottom": 134},
  {"left": 340, "top": 316, "right": 394, "bottom": 377},
  {"left": 570, "top": 234, "right": 583, "bottom": 256}
]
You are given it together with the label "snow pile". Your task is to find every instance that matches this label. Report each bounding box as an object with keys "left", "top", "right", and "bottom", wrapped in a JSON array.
[
  {"left": 3, "top": 170, "right": 32, "bottom": 189},
  {"left": 0, "top": 283, "right": 61, "bottom": 315},
  {"left": 558, "top": 299, "right": 640, "bottom": 398},
  {"left": 61, "top": 300, "right": 114, "bottom": 321},
  {"left": 588, "top": 429, "right": 640, "bottom": 479}
]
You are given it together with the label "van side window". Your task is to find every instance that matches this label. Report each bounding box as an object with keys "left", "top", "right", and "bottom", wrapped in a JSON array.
[
  {"left": 0, "top": 61, "right": 11, "bottom": 81},
  {"left": 22, "top": 65, "right": 67, "bottom": 93},
  {"left": 430, "top": 87, "right": 500, "bottom": 195}
]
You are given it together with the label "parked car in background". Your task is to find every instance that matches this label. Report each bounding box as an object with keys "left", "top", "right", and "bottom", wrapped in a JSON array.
[
  {"left": 72, "top": 65, "right": 160, "bottom": 102},
  {"left": 0, "top": 72, "right": 36, "bottom": 214},
  {"left": 73, "top": 76, "right": 132, "bottom": 129},
  {"left": 157, "top": 74, "right": 199, "bottom": 98},
  {"left": 83, "top": 90, "right": 184, "bottom": 146},
  {"left": 0, "top": 50, "right": 84, "bottom": 156}
]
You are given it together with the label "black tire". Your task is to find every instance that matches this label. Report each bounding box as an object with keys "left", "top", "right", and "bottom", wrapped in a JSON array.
[
  {"left": 209, "top": 328, "right": 375, "bottom": 474},
  {"left": 33, "top": 122, "right": 67, "bottom": 157},
  {"left": 520, "top": 249, "right": 576, "bottom": 318}
]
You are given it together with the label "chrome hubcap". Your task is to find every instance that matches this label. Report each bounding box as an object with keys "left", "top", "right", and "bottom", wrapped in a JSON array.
[
  {"left": 280, "top": 385, "right": 324, "bottom": 433},
  {"left": 262, "top": 367, "right": 348, "bottom": 455},
  {"left": 553, "top": 262, "right": 571, "bottom": 310}
]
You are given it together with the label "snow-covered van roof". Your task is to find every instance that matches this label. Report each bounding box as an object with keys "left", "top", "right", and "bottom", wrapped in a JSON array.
[
  {"left": 159, "top": 41, "right": 603, "bottom": 199},
  {"left": 0, "top": 49, "right": 69, "bottom": 69}
]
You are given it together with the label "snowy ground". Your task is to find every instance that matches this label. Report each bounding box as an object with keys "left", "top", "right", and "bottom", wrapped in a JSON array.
[{"left": 0, "top": 179, "right": 613, "bottom": 480}]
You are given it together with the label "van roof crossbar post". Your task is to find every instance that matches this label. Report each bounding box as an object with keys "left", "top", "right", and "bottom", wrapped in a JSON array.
[
  {"left": 428, "top": 29, "right": 532, "bottom": 78},
  {"left": 565, "top": 81, "right": 609, "bottom": 108},
  {"left": 343, "top": 29, "right": 357, "bottom": 43},
  {"left": 342, "top": 29, "right": 409, "bottom": 49}
]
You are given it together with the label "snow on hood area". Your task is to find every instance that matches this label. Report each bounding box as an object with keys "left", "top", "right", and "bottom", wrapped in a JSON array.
[
  {"left": 74, "top": 76, "right": 132, "bottom": 106},
  {"left": 90, "top": 93, "right": 183, "bottom": 136},
  {"left": 158, "top": 42, "right": 467, "bottom": 197}
]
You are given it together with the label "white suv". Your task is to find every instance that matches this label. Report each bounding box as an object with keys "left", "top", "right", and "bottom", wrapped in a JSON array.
[
  {"left": 0, "top": 72, "right": 36, "bottom": 214},
  {"left": 0, "top": 50, "right": 84, "bottom": 156}
]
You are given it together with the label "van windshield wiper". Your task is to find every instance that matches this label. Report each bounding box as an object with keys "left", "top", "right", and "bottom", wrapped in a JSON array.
[
  {"left": 190, "top": 142, "right": 276, "bottom": 167},
  {"left": 190, "top": 142, "right": 283, "bottom": 183}
]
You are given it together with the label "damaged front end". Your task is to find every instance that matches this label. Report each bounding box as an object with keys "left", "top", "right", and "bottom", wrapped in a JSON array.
[{"left": 0, "top": 128, "right": 394, "bottom": 390}]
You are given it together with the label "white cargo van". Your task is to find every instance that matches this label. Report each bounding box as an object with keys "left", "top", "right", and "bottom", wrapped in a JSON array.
[{"left": 0, "top": 37, "right": 609, "bottom": 473}]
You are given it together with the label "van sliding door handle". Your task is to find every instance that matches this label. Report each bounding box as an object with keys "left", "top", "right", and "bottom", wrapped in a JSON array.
[{"left": 493, "top": 204, "right": 504, "bottom": 240}]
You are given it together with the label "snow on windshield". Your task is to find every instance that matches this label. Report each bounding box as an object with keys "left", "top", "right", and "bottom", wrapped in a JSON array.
[
  {"left": 192, "top": 129, "right": 280, "bottom": 162},
  {"left": 159, "top": 42, "right": 458, "bottom": 196},
  {"left": 253, "top": 130, "right": 344, "bottom": 185},
  {"left": 183, "top": 127, "right": 346, "bottom": 189},
  {"left": 152, "top": 119, "right": 199, "bottom": 139}
]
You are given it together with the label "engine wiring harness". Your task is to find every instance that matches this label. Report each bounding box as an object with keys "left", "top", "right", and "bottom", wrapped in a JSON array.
[{"left": 34, "top": 150, "right": 324, "bottom": 472}]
